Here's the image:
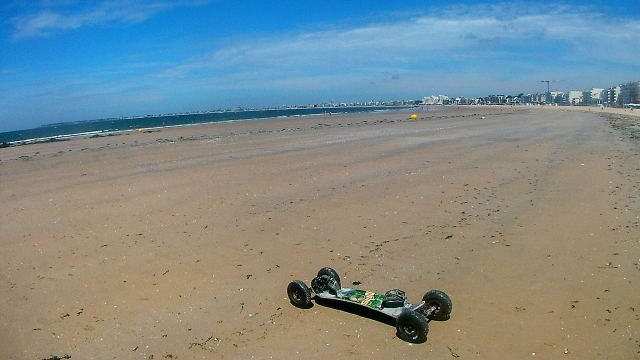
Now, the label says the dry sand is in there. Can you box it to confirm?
[1,106,639,359]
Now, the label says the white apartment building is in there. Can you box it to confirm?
[422,95,449,105]
[583,88,604,105]
[619,81,640,105]
[603,86,620,106]
[550,91,565,104]
[567,91,583,105]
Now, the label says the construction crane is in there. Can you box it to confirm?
[541,80,559,104]
[541,80,558,93]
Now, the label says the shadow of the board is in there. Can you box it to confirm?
[313,296,397,327]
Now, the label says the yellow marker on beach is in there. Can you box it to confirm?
[410,114,417,120]
[138,129,143,132]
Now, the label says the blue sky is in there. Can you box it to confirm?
[1,0,639,132]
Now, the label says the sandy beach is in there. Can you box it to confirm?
[1,106,639,359]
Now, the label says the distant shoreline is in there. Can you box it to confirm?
[2,104,638,154]
[0,105,424,146]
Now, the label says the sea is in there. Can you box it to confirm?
[0,106,420,146]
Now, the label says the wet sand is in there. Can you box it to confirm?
[1,107,639,359]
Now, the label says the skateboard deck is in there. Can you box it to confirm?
[315,287,408,318]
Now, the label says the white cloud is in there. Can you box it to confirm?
[11,0,210,39]
[166,4,638,92]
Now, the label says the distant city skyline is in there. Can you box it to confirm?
[1,0,639,132]
[423,79,640,106]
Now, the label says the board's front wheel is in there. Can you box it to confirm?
[317,267,341,288]
[421,290,452,321]
[396,310,429,343]
[287,280,312,309]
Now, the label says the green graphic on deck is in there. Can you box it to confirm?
[338,289,384,309]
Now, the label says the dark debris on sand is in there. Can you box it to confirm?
[601,113,640,141]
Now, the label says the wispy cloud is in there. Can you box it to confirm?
[167,4,639,92]
[10,0,210,39]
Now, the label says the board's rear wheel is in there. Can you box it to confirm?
[421,290,452,321]
[396,310,429,343]
[287,280,312,309]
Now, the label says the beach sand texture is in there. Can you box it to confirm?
[1,107,639,359]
